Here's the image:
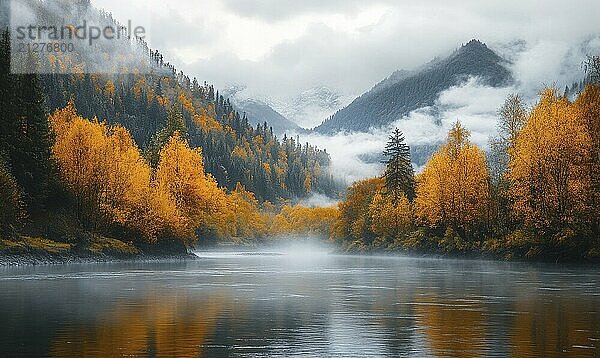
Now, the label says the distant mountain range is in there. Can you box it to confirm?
[224,86,348,135]
[315,39,513,134]
[219,38,514,166]
[233,98,302,136]
[272,86,347,129]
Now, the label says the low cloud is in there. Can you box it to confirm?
[296,77,512,183]
[295,193,341,208]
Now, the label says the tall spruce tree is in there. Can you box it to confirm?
[383,128,415,202]
[0,29,13,161]
[0,158,23,239]
[0,29,52,213]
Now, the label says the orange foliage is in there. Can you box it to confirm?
[507,89,594,229]
[332,177,384,243]
[415,122,490,233]
[178,92,195,115]
[193,108,222,133]
[270,205,339,238]
[155,132,228,242]
[49,101,229,244]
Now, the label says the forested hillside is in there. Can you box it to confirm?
[0,0,341,253]
[316,40,512,133]
[8,0,339,202]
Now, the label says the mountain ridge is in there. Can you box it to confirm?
[315,39,513,134]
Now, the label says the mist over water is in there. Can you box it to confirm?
[194,239,335,261]
[0,244,598,357]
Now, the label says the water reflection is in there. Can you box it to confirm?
[0,253,597,357]
[50,294,226,357]
[415,293,487,357]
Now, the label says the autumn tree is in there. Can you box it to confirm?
[155,132,227,242]
[332,177,384,248]
[50,102,185,243]
[368,188,412,247]
[219,183,268,240]
[573,84,600,244]
[383,128,415,201]
[415,122,490,240]
[508,88,595,253]
[270,204,339,239]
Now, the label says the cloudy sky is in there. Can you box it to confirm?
[93,0,599,183]
[94,0,598,98]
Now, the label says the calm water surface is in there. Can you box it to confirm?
[0,246,598,357]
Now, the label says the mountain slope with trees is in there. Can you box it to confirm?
[0,0,342,256]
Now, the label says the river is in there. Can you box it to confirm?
[0,243,598,357]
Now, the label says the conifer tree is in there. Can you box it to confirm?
[383,128,415,202]
[0,29,52,212]
[0,158,24,239]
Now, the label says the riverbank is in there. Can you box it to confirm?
[0,236,197,266]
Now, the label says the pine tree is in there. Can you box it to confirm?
[12,54,53,211]
[0,29,52,213]
[382,128,415,202]
[146,106,187,165]
[0,158,24,239]
[585,56,600,84]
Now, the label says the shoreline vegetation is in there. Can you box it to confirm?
[2,235,597,267]
[0,236,195,266]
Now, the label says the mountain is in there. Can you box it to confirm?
[233,99,301,136]
[272,86,348,129]
[315,40,513,134]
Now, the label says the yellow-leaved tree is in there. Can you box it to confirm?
[269,204,339,239]
[155,132,227,243]
[219,183,268,240]
[368,188,412,246]
[415,122,490,238]
[507,88,595,236]
[332,177,384,248]
[49,101,223,245]
[50,101,156,234]
[573,84,600,243]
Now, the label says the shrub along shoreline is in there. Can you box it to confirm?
[0,235,196,266]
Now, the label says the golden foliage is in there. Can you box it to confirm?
[415,122,490,233]
[155,132,228,241]
[218,183,269,240]
[332,177,384,243]
[104,81,115,98]
[49,102,229,244]
[193,108,222,133]
[133,78,146,99]
[270,205,339,238]
[369,189,412,240]
[178,92,195,115]
[156,95,169,108]
[507,88,594,229]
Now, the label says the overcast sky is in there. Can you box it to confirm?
[93,0,600,99]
